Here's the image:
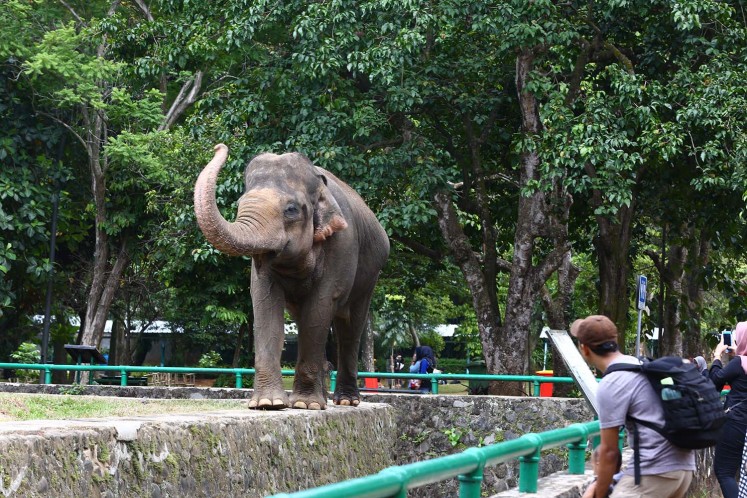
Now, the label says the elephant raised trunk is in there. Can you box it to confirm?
[194,144,285,256]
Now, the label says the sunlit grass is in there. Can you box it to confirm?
[0,393,249,422]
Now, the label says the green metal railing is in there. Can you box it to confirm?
[268,420,601,497]
[0,363,575,394]
[348,371,575,396]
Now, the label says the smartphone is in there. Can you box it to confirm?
[723,331,732,347]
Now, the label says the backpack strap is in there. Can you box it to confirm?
[603,361,648,485]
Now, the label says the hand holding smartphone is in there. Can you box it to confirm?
[723,331,733,352]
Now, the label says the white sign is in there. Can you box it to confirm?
[545,329,600,416]
[637,275,647,310]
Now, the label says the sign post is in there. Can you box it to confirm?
[635,275,647,357]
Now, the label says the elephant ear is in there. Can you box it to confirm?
[314,175,348,242]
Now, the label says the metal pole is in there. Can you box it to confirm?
[40,136,66,380]
[635,308,643,357]
[39,185,59,373]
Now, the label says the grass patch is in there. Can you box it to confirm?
[0,393,249,422]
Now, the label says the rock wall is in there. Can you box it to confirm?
[362,392,594,497]
[0,384,596,497]
[0,402,395,498]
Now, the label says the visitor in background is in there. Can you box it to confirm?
[409,346,436,392]
[391,354,405,388]
[709,321,747,498]
[694,355,708,378]
[571,315,694,498]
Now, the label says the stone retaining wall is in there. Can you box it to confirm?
[0,384,596,497]
[362,392,595,497]
[0,394,395,497]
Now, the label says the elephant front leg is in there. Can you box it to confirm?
[249,266,289,409]
[291,306,333,410]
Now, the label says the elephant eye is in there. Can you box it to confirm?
[284,203,301,218]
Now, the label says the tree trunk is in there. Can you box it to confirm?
[232,322,248,368]
[681,234,709,358]
[492,48,573,395]
[660,243,687,356]
[362,317,375,373]
[594,206,634,350]
[541,251,580,396]
[408,322,420,348]
[434,48,572,396]
[52,337,70,384]
[80,239,129,349]
[655,226,710,359]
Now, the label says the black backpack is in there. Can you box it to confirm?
[604,356,725,483]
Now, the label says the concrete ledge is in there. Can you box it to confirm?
[490,449,634,498]
[489,468,594,498]
[0,400,395,498]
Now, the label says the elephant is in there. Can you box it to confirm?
[194,144,390,410]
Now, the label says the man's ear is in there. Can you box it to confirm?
[579,343,591,360]
[313,175,348,242]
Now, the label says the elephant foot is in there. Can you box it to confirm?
[333,394,361,407]
[248,389,289,410]
[289,391,327,410]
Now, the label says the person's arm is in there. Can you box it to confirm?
[593,428,621,498]
[581,481,597,498]
[419,358,429,374]
[710,342,741,390]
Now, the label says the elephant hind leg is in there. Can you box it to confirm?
[332,299,370,407]
[290,365,328,410]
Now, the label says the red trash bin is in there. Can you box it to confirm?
[536,370,554,397]
[364,377,379,389]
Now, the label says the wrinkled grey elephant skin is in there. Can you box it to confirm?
[194,144,390,410]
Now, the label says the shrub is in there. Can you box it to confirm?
[10,342,41,383]
[214,374,253,388]
[197,351,222,369]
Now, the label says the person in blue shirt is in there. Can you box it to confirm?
[409,346,436,392]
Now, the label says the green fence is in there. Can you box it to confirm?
[0,361,598,495]
[0,363,575,395]
[268,420,601,497]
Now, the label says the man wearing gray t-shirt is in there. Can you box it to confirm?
[571,315,695,498]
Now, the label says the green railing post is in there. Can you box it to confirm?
[431,375,438,394]
[330,371,337,392]
[533,380,540,397]
[44,367,52,385]
[235,371,243,389]
[518,434,543,493]
[567,423,589,474]
[618,428,626,452]
[120,369,128,386]
[567,440,586,474]
[457,448,485,498]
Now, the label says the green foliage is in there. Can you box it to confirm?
[2,0,747,371]
[10,342,40,383]
[451,313,482,360]
[442,428,463,447]
[197,351,223,369]
[213,374,253,389]
[417,330,445,358]
[434,358,469,374]
[58,385,86,396]
[10,341,40,364]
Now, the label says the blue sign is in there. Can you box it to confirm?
[637,275,647,310]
